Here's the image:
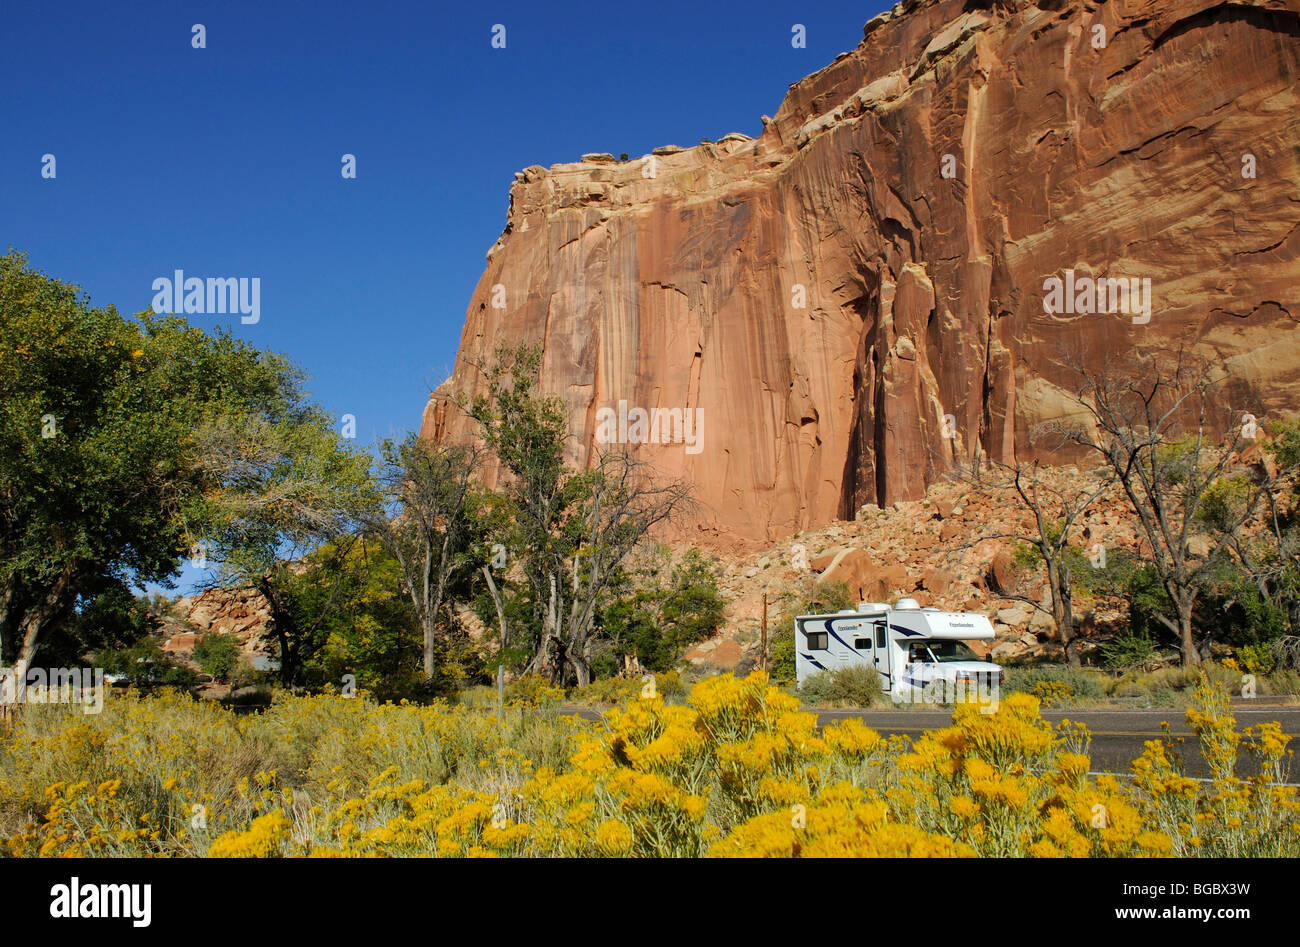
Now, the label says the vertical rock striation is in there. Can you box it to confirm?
[424,0,1300,548]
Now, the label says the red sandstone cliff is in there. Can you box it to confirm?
[423,0,1300,548]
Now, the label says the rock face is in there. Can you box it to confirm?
[170,587,275,660]
[424,0,1300,548]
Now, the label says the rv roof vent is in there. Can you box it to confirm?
[858,602,890,612]
[894,597,921,610]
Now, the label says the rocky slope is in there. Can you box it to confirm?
[423,0,1300,548]
[688,468,1142,672]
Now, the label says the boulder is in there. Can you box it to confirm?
[921,569,955,595]
[820,548,875,599]
[988,547,1014,595]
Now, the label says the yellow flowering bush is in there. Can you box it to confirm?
[1130,677,1299,857]
[1,671,1295,857]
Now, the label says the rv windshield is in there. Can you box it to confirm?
[924,640,980,663]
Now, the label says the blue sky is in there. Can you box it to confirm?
[2,0,886,589]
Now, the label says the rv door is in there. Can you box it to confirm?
[873,620,891,691]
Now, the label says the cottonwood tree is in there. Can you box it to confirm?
[0,252,331,699]
[376,434,491,683]
[461,345,692,685]
[1197,416,1300,639]
[291,537,427,700]
[190,411,377,685]
[552,451,693,684]
[1059,351,1272,665]
[599,546,727,673]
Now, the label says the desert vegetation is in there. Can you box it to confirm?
[1,672,1294,858]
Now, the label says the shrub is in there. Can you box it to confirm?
[1101,629,1159,670]
[656,669,685,699]
[92,638,196,689]
[1030,680,1074,707]
[569,668,686,706]
[1144,686,1180,707]
[599,548,727,674]
[193,634,243,683]
[1011,541,1041,569]
[1144,665,1200,692]
[1109,671,1189,706]
[2,672,1296,858]
[833,666,882,707]
[568,677,641,706]
[1201,661,1242,695]
[799,666,882,708]
[1004,665,1105,702]
[504,674,565,709]
[767,631,795,683]
[1237,642,1277,675]
[798,671,835,706]
[767,577,854,684]
[1112,679,1147,699]
[1274,636,1300,671]
[1263,669,1300,696]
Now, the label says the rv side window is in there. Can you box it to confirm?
[854,638,872,650]
[875,625,886,649]
[805,631,828,650]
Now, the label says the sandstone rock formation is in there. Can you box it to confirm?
[424,0,1300,548]
[169,587,275,661]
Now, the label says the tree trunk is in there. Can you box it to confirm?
[258,576,300,685]
[481,566,508,650]
[11,631,40,707]
[1059,564,1080,668]
[532,574,564,682]
[567,650,592,688]
[0,575,16,665]
[1046,559,1080,667]
[4,567,72,708]
[534,635,565,684]
[422,614,437,681]
[1177,595,1200,666]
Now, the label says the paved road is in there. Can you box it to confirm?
[559,702,1300,780]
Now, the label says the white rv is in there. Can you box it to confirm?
[794,598,1002,701]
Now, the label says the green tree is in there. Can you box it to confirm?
[294,538,435,701]
[92,637,197,688]
[956,461,1112,666]
[0,251,327,690]
[188,407,378,686]
[461,345,691,685]
[376,435,491,683]
[1198,418,1300,639]
[40,579,162,668]
[767,577,854,683]
[599,547,726,674]
[193,633,242,683]
[1062,352,1274,665]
